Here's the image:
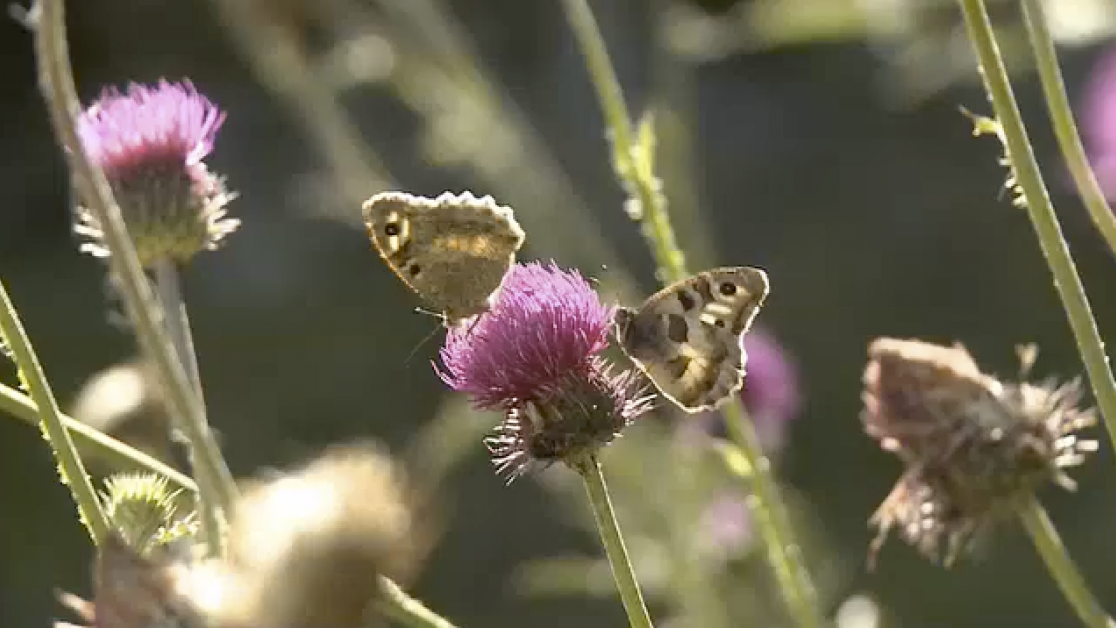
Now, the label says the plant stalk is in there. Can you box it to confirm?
[151,260,227,556]
[31,0,237,557]
[577,454,655,628]
[559,1,821,625]
[1019,0,1116,259]
[1017,499,1115,628]
[0,382,197,492]
[956,0,1116,457]
[0,279,110,542]
[378,576,460,628]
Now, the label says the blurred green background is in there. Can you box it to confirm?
[4,0,1116,626]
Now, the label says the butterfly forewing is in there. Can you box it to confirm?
[362,191,525,325]
[615,266,769,413]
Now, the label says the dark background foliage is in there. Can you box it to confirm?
[2,0,1116,626]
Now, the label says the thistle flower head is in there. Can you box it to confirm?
[437,261,654,481]
[221,441,416,628]
[1083,44,1116,200]
[694,492,753,562]
[862,338,1098,565]
[74,80,239,267]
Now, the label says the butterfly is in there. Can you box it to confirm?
[55,533,206,628]
[362,191,526,327]
[613,266,770,413]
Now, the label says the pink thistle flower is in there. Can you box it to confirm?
[437,261,654,481]
[74,80,239,267]
[1081,44,1116,201]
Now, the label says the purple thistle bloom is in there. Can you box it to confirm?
[437,261,654,481]
[1082,44,1116,200]
[74,80,239,267]
[694,492,753,561]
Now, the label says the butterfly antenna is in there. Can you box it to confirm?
[402,325,443,367]
[402,309,446,367]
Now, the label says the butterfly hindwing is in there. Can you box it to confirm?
[615,266,769,412]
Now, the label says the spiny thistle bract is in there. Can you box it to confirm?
[862,337,1098,566]
[437,261,654,481]
[99,472,196,555]
[74,80,239,267]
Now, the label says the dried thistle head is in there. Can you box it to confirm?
[219,440,417,628]
[55,533,208,628]
[863,338,1098,565]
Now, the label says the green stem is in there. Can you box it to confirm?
[32,0,238,556]
[0,382,198,493]
[577,455,654,628]
[1016,499,1115,628]
[151,260,229,557]
[378,576,459,628]
[0,279,110,542]
[560,1,821,626]
[559,0,686,278]
[1019,0,1116,259]
[956,0,1116,455]
[721,403,819,628]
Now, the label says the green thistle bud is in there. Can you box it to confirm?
[100,473,195,555]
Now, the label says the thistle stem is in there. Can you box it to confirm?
[1016,499,1115,628]
[31,0,236,557]
[955,0,1116,456]
[1019,0,1116,259]
[151,260,228,557]
[378,576,459,628]
[559,1,821,625]
[559,0,686,278]
[0,279,110,542]
[0,382,198,493]
[577,454,654,628]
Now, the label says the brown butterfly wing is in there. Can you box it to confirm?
[363,191,525,322]
[616,267,769,412]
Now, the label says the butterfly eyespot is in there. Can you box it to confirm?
[408,263,422,276]
[384,223,401,236]
[719,282,737,296]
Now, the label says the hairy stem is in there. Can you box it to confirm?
[151,260,226,556]
[0,382,197,492]
[0,280,110,542]
[956,0,1116,458]
[1019,0,1116,259]
[31,0,236,557]
[1017,499,1115,628]
[559,1,821,625]
[577,454,655,628]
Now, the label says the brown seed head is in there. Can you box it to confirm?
[863,338,1098,565]
[220,440,417,628]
